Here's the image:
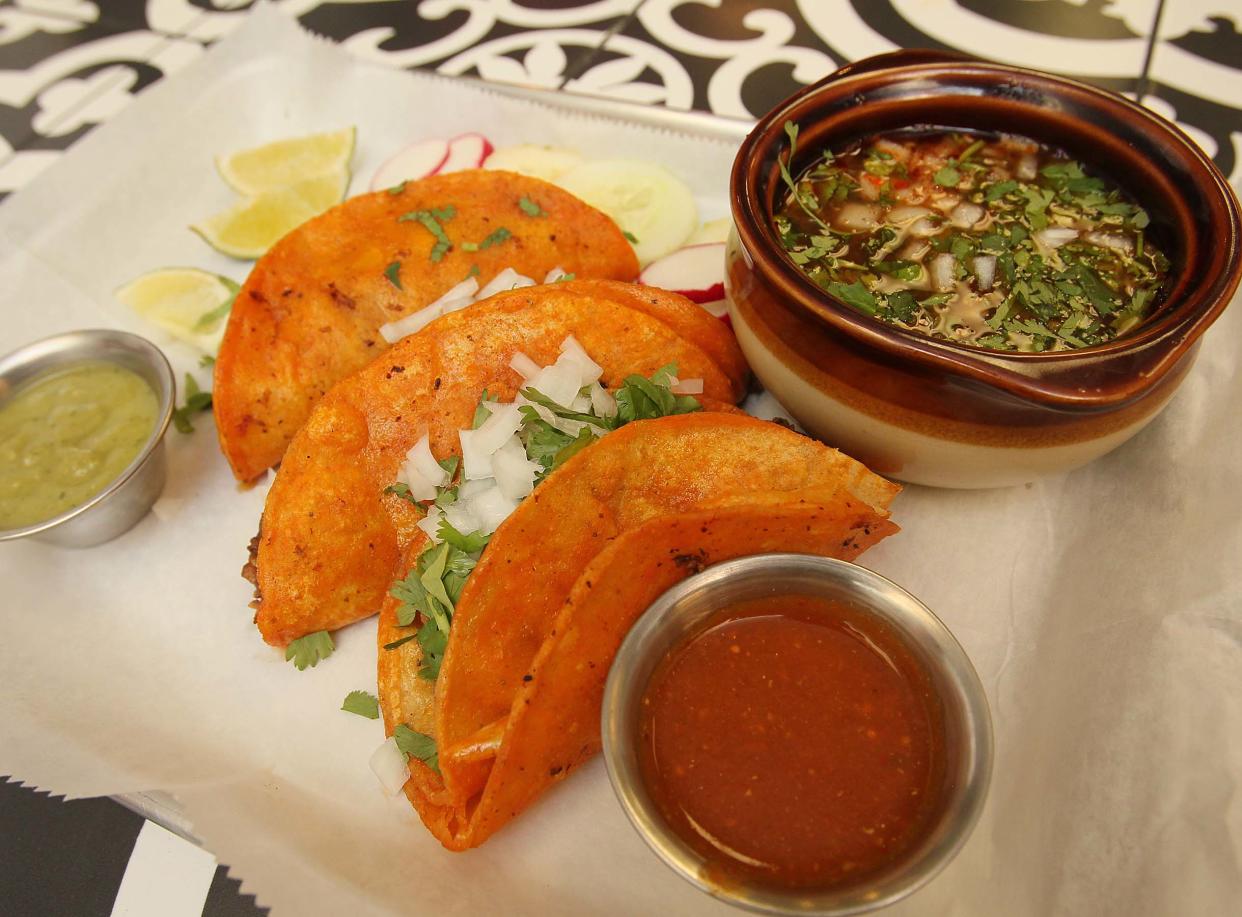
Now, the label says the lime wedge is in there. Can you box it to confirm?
[216,127,356,196]
[191,171,348,259]
[116,267,240,353]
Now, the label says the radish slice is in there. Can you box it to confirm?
[484,144,583,182]
[686,217,732,246]
[370,138,448,191]
[554,159,697,265]
[638,243,725,305]
[436,133,494,174]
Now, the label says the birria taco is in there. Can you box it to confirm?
[214,170,640,482]
[374,410,899,850]
[247,280,748,648]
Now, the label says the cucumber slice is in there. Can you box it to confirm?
[554,159,697,265]
[484,144,583,182]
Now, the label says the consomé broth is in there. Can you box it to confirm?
[774,127,1172,352]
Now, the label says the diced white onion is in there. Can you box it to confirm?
[589,382,617,418]
[1034,227,1079,249]
[438,295,475,315]
[670,377,704,395]
[972,255,997,292]
[475,402,524,452]
[406,434,449,487]
[378,276,482,343]
[457,478,494,500]
[886,205,932,225]
[909,217,942,238]
[899,239,932,262]
[930,253,957,292]
[1083,231,1134,255]
[835,202,882,231]
[379,304,443,343]
[458,430,493,481]
[478,267,535,300]
[443,498,482,535]
[509,351,541,380]
[570,393,592,413]
[559,335,604,386]
[400,434,448,501]
[544,266,570,283]
[949,201,985,229]
[931,194,961,213]
[873,138,911,162]
[438,276,480,304]
[417,505,444,544]
[528,359,583,408]
[855,178,881,202]
[491,437,540,501]
[1016,153,1038,181]
[466,483,520,534]
[370,738,411,796]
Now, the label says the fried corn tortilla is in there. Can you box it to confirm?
[377,413,899,849]
[252,281,747,647]
[214,170,640,482]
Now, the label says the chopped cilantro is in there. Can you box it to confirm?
[479,227,511,249]
[172,373,212,434]
[554,272,576,282]
[824,280,878,315]
[387,181,407,195]
[415,624,448,680]
[398,206,456,262]
[383,632,419,651]
[394,724,439,773]
[384,260,403,290]
[472,389,498,428]
[285,631,335,670]
[518,196,546,217]
[933,165,961,187]
[614,365,701,424]
[198,354,216,368]
[384,482,420,506]
[341,690,379,719]
[622,230,639,244]
[437,519,490,554]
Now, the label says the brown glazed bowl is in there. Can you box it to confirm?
[727,50,1242,488]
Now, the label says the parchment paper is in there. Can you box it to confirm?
[1,6,1238,915]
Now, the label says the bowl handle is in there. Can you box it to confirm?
[823,49,975,84]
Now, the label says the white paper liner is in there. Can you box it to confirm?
[0,4,1238,916]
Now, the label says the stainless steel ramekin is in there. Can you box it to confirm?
[601,554,992,915]
[0,329,174,547]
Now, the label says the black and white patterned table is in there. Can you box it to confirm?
[2,1,1239,914]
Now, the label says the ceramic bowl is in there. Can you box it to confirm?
[727,51,1242,488]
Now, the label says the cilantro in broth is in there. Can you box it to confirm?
[773,125,1172,352]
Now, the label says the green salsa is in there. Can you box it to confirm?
[774,126,1173,352]
[0,362,158,529]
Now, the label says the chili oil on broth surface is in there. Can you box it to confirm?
[637,594,945,891]
[0,362,158,529]
[774,129,1172,352]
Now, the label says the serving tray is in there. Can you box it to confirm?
[2,8,1238,917]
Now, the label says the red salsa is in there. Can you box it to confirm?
[637,594,945,890]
